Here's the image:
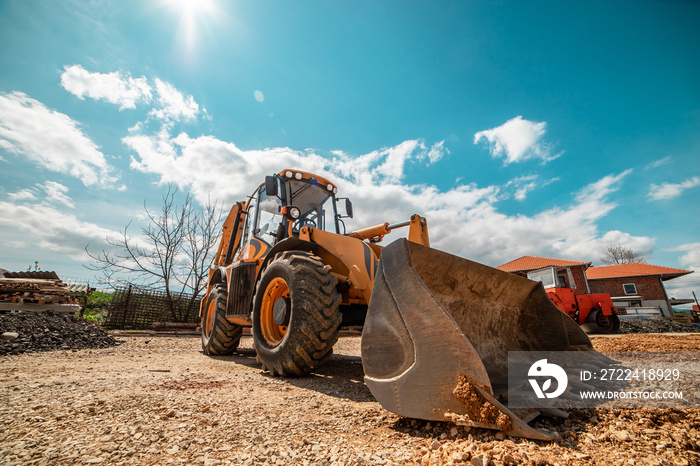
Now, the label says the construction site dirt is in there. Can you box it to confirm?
[1,334,698,466]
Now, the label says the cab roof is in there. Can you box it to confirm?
[276,169,337,193]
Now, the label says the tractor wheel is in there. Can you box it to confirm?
[201,284,242,355]
[252,251,342,376]
[594,310,620,334]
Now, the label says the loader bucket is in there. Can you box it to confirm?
[361,239,593,440]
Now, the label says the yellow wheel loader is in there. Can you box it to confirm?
[200,169,594,440]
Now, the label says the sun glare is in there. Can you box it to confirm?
[162,0,223,62]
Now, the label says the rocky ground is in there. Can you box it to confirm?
[0,332,698,466]
[619,318,700,335]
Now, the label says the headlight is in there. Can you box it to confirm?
[286,206,301,220]
[285,170,293,178]
[327,183,333,191]
[294,172,302,180]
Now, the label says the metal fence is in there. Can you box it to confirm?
[104,285,201,330]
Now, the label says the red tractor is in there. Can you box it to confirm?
[527,266,620,333]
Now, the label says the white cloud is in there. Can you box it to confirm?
[0,201,120,262]
[675,242,700,271]
[60,65,200,125]
[425,140,448,164]
[60,65,152,110]
[575,169,632,205]
[125,132,449,203]
[504,174,559,201]
[149,78,199,123]
[124,126,649,266]
[332,139,449,184]
[664,242,700,303]
[648,176,700,201]
[8,188,37,202]
[595,230,657,264]
[125,129,332,204]
[0,92,116,187]
[40,181,75,208]
[3,240,27,249]
[645,156,672,170]
[8,182,75,208]
[474,116,560,165]
[505,175,537,201]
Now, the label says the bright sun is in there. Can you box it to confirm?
[162,0,222,59]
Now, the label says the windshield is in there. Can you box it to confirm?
[527,267,557,289]
[285,179,337,234]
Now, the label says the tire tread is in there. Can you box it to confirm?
[252,251,342,376]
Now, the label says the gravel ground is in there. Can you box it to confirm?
[1,334,698,466]
[618,318,700,335]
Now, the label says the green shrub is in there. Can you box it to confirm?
[82,291,113,325]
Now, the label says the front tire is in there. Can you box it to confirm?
[201,284,242,355]
[252,251,342,376]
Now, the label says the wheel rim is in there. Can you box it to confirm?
[204,297,216,339]
[260,277,290,346]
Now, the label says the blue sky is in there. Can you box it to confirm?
[0,0,698,300]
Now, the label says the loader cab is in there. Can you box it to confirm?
[240,170,346,258]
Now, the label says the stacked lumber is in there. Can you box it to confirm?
[0,277,79,306]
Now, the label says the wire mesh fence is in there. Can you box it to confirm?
[104,285,201,330]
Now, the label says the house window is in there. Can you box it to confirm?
[623,283,637,295]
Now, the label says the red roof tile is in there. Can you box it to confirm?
[586,263,693,281]
[496,256,590,273]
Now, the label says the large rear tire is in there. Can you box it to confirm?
[201,284,243,355]
[594,310,620,334]
[252,251,342,376]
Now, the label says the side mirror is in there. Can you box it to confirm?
[345,199,353,218]
[265,176,278,197]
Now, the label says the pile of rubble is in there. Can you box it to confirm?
[0,310,118,356]
[618,317,700,334]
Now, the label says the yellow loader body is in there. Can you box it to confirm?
[199,169,593,440]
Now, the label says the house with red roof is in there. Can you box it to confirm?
[496,256,592,296]
[586,263,692,318]
[497,256,693,318]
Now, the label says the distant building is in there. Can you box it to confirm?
[497,256,693,318]
[586,263,692,318]
[496,256,592,296]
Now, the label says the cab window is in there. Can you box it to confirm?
[255,187,283,243]
[286,179,337,234]
[527,267,557,289]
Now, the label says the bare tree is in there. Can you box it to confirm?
[85,185,223,321]
[178,194,223,316]
[600,243,647,265]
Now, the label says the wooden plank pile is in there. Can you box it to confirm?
[0,277,79,306]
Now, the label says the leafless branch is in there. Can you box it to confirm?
[85,184,223,317]
[600,243,647,265]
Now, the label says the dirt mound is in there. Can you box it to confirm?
[0,310,117,356]
[618,317,699,334]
